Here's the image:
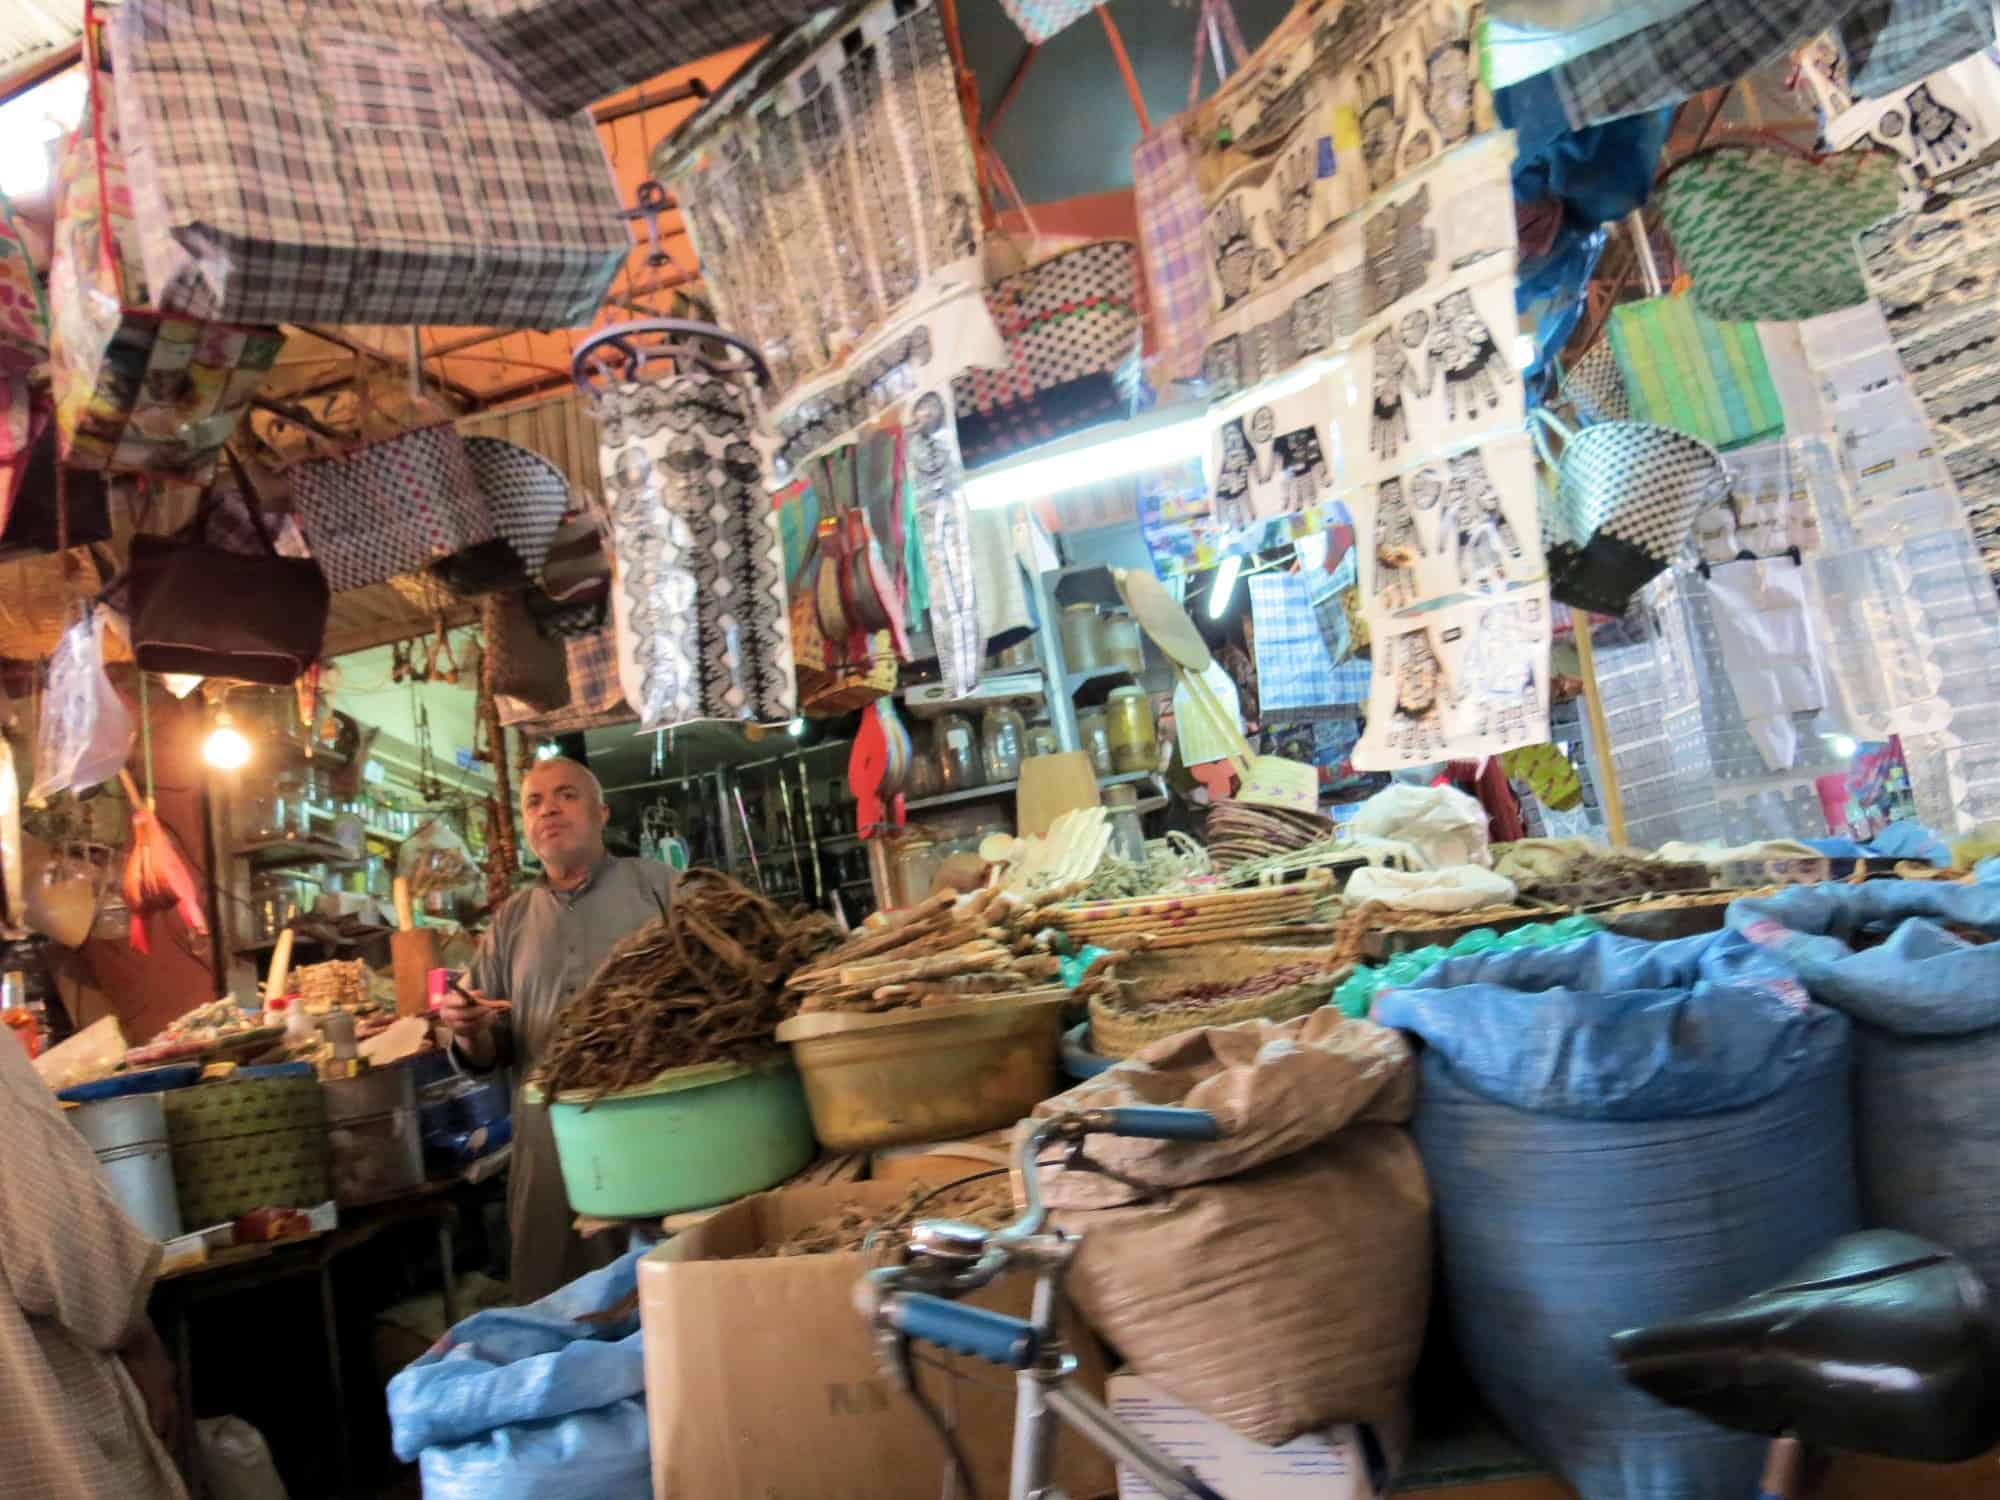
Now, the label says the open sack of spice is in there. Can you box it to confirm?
[1022,1009,1430,1446]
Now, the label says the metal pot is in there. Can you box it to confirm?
[70,1094,182,1241]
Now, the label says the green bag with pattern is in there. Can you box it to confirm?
[1658,144,1902,325]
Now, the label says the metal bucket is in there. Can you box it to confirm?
[71,1094,183,1241]
[323,1067,424,1206]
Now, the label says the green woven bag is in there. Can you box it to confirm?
[1658,144,1903,325]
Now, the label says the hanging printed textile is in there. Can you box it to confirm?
[658,0,985,399]
[1796,37,2000,190]
[1854,154,2000,594]
[593,371,796,729]
[762,282,1002,700]
[1190,0,1502,359]
[1357,586,1552,768]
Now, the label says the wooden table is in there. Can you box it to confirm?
[152,1184,464,1500]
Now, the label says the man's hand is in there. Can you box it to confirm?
[118,1318,176,1451]
[439,985,510,1068]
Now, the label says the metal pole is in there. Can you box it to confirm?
[1626,210,1664,299]
[1572,613,1628,846]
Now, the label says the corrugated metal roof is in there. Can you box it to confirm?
[0,0,81,74]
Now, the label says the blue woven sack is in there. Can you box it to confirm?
[1378,931,1857,1500]
[1729,879,2000,1293]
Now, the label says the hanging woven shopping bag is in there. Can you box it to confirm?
[1605,295,1786,453]
[430,437,577,596]
[425,0,824,120]
[108,0,626,328]
[523,502,612,638]
[1531,406,1728,615]
[48,11,284,482]
[482,590,570,721]
[289,396,496,595]
[125,452,330,686]
[0,190,50,376]
[1657,141,1903,326]
[950,160,1143,469]
[1132,0,1251,389]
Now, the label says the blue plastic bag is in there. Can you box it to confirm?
[387,1246,649,1499]
[1730,880,2000,1292]
[1377,931,1856,1500]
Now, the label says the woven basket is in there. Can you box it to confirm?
[1088,973,1340,1060]
[1116,940,1351,1007]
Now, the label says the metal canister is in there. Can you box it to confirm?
[71,1094,183,1241]
[1106,686,1158,775]
[323,1067,425,1207]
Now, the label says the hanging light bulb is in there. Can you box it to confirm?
[204,708,251,771]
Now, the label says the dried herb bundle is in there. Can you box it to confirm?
[537,870,840,1105]
[787,886,1122,1014]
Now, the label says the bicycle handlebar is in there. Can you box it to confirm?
[886,1293,1042,1368]
[1097,1106,1224,1141]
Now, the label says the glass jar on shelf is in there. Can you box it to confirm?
[1025,721,1059,760]
[1059,604,1103,673]
[1099,612,1145,676]
[1103,783,1147,867]
[905,727,943,801]
[1075,707,1114,775]
[934,712,984,792]
[980,704,1026,783]
[1106,686,1158,775]
[890,834,941,909]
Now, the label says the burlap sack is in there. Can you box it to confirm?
[1024,1010,1430,1445]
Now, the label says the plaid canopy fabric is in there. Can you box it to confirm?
[1551,0,1857,127]
[430,0,824,119]
[108,0,627,328]
[1839,0,1997,97]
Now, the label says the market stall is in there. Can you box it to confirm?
[6,0,2000,1498]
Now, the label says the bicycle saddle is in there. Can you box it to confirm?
[1611,1231,2000,1464]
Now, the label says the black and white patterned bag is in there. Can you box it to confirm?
[429,436,577,595]
[290,424,494,595]
[1532,408,1728,615]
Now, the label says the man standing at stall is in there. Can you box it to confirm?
[0,1024,182,1499]
[442,755,674,1302]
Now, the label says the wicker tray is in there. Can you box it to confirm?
[1116,939,1353,1006]
[1088,972,1340,1060]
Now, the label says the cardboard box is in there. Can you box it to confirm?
[640,1179,1116,1500]
[868,1128,1013,1185]
[1108,1374,1394,1500]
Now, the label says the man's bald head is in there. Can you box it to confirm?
[521,756,609,874]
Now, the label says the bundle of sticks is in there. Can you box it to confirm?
[538,870,841,1104]
[1037,868,1336,950]
[788,886,1123,1014]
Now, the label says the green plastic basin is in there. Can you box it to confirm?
[526,1055,814,1218]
